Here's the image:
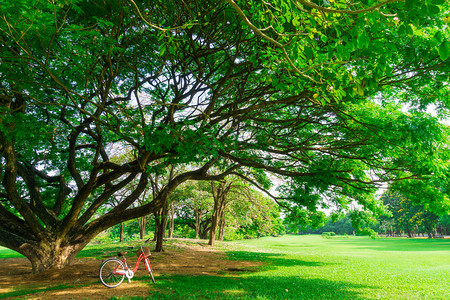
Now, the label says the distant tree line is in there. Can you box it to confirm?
[379,190,448,238]
[287,190,450,238]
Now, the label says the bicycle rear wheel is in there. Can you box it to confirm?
[99,258,126,288]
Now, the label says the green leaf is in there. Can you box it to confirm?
[398,24,406,36]
[357,30,370,49]
[438,41,449,61]
[304,47,313,59]
[427,5,440,15]
[434,31,443,43]
[406,24,414,37]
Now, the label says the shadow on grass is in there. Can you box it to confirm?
[0,283,90,299]
[133,273,374,300]
[226,250,327,269]
[116,251,373,300]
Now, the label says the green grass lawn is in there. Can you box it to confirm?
[2,235,449,299]
[0,246,24,258]
[139,235,449,300]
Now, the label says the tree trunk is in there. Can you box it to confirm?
[154,199,170,252]
[195,209,202,239]
[208,181,231,246]
[155,212,168,252]
[138,216,146,240]
[153,209,161,242]
[168,203,174,239]
[406,224,412,238]
[119,222,124,242]
[209,204,225,246]
[209,214,218,246]
[200,229,208,239]
[16,235,90,273]
[153,219,159,242]
[218,218,225,241]
[0,159,209,273]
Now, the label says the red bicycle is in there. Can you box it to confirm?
[99,245,155,288]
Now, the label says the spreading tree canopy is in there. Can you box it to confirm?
[0,0,449,272]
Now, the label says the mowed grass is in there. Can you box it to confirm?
[1,235,449,299]
[0,247,24,258]
[139,235,449,300]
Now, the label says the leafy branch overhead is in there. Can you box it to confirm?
[0,0,448,273]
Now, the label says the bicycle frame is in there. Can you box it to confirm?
[99,246,155,287]
[115,247,153,281]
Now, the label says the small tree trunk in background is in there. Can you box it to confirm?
[168,203,175,238]
[194,209,202,239]
[209,215,218,246]
[152,223,159,242]
[209,203,225,246]
[119,222,124,242]
[153,209,161,242]
[139,216,146,239]
[218,218,225,241]
[200,230,208,239]
[209,181,230,246]
[406,224,412,238]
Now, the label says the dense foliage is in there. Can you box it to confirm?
[0,0,449,272]
[380,190,445,237]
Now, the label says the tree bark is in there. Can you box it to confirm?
[200,226,209,239]
[16,233,91,273]
[168,203,175,239]
[208,181,231,246]
[218,218,225,241]
[139,216,146,239]
[119,222,124,242]
[405,222,412,238]
[154,197,170,252]
[194,208,202,239]
[208,197,226,246]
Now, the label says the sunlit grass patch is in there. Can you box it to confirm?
[0,246,23,259]
[222,235,450,299]
[130,235,449,299]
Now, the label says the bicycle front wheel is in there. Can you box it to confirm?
[99,258,126,288]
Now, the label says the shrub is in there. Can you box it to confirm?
[322,232,336,238]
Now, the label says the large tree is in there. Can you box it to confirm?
[0,0,449,272]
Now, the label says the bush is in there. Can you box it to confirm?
[322,232,336,238]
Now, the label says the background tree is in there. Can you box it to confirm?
[224,189,285,240]
[149,165,175,252]
[437,215,450,236]
[0,0,449,272]
[171,181,213,239]
[381,190,442,237]
[209,178,246,246]
[294,213,357,235]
